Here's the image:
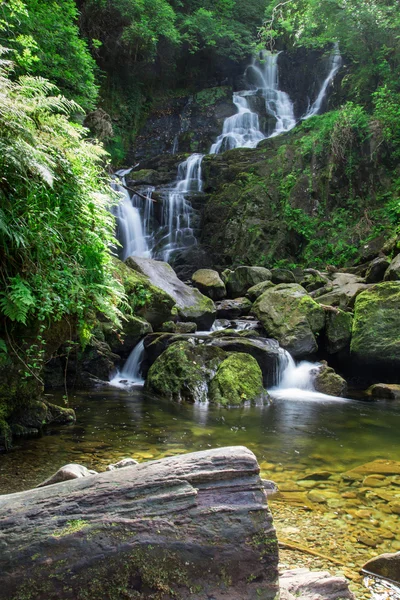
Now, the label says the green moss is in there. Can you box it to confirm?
[53,520,89,538]
[195,86,231,107]
[209,353,264,406]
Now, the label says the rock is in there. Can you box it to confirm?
[215,297,252,319]
[15,400,75,430]
[213,318,231,330]
[343,460,400,480]
[145,340,226,402]
[209,353,265,406]
[384,254,400,281]
[192,269,226,300]
[316,272,371,309]
[37,463,98,487]
[106,458,139,471]
[0,447,279,600]
[126,256,216,330]
[351,282,400,370]
[159,320,177,333]
[77,338,120,385]
[271,268,295,284]
[365,256,390,283]
[252,284,325,358]
[324,308,353,354]
[301,269,330,292]
[104,315,152,354]
[262,480,278,495]
[175,321,198,334]
[225,266,272,298]
[246,280,275,301]
[313,361,348,397]
[279,568,355,600]
[366,383,400,400]
[363,552,400,583]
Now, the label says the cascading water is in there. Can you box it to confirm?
[110,340,146,387]
[161,153,203,262]
[276,348,319,390]
[303,43,342,120]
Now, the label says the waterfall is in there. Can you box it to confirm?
[303,44,342,120]
[112,170,152,261]
[110,340,146,387]
[276,348,319,390]
[161,153,203,262]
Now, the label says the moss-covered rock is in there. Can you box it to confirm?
[103,315,152,354]
[351,282,400,369]
[246,280,275,301]
[301,269,330,292]
[365,256,390,283]
[145,340,226,402]
[215,297,252,319]
[192,269,226,300]
[252,284,325,358]
[209,353,265,406]
[324,308,353,354]
[384,254,400,281]
[225,266,272,298]
[271,268,295,284]
[366,383,400,400]
[313,361,347,397]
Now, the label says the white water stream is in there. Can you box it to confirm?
[109,340,146,388]
[303,43,342,120]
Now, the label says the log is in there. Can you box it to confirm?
[0,446,278,600]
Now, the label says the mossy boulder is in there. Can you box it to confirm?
[271,268,295,284]
[145,340,226,402]
[225,266,272,298]
[313,361,347,397]
[301,269,330,292]
[384,254,400,281]
[351,282,400,369]
[252,284,325,358]
[192,269,226,300]
[209,353,265,406]
[324,308,353,354]
[366,383,400,400]
[365,256,390,283]
[103,316,152,354]
[246,280,275,301]
[215,297,252,319]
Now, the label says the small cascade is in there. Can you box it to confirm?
[110,340,146,387]
[161,153,203,261]
[303,43,342,120]
[112,170,152,261]
[276,348,319,390]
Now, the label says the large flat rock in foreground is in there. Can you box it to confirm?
[0,447,278,600]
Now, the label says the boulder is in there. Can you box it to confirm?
[366,383,400,400]
[246,280,275,301]
[76,338,120,385]
[316,273,371,309]
[104,315,152,354]
[351,282,400,370]
[384,254,400,281]
[313,361,348,397]
[271,268,295,284]
[126,257,216,330]
[175,321,198,333]
[365,256,390,283]
[215,297,252,319]
[209,353,265,406]
[324,308,353,354]
[12,400,75,434]
[362,552,400,584]
[279,568,355,600]
[301,268,330,292]
[145,340,226,402]
[106,458,139,471]
[37,464,97,488]
[225,266,272,298]
[0,447,279,600]
[252,284,325,358]
[192,269,226,300]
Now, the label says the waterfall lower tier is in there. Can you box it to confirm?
[110,340,146,387]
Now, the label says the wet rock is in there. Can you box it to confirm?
[0,447,279,600]
[209,353,265,406]
[262,480,278,495]
[252,284,325,358]
[301,269,330,292]
[365,256,390,283]
[271,268,296,284]
[37,463,97,488]
[225,266,272,298]
[302,471,333,481]
[192,268,226,300]
[14,400,75,431]
[77,338,120,385]
[363,551,400,584]
[246,280,275,301]
[313,361,348,397]
[316,272,371,309]
[106,458,139,471]
[366,383,400,400]
[215,297,252,319]
[279,568,355,600]
[384,254,400,281]
[126,256,216,329]
[175,322,198,334]
[343,460,400,480]
[363,475,387,488]
[324,308,353,354]
[104,315,152,354]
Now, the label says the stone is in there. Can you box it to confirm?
[246,280,275,301]
[324,308,353,354]
[126,256,216,330]
[362,552,400,583]
[104,315,152,354]
[316,272,371,309]
[252,284,325,358]
[192,268,226,300]
[271,268,295,284]
[145,340,226,402]
[159,320,177,333]
[209,353,265,406]
[175,321,198,334]
[215,297,252,319]
[76,338,120,385]
[351,282,400,370]
[15,400,75,430]
[106,458,139,471]
[343,460,400,480]
[279,568,355,600]
[0,447,279,600]
[384,254,400,281]
[366,383,400,400]
[225,266,272,298]
[37,463,98,487]
[313,361,348,397]
[365,256,391,283]
[301,269,330,292]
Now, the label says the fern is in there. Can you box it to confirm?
[0,276,35,324]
